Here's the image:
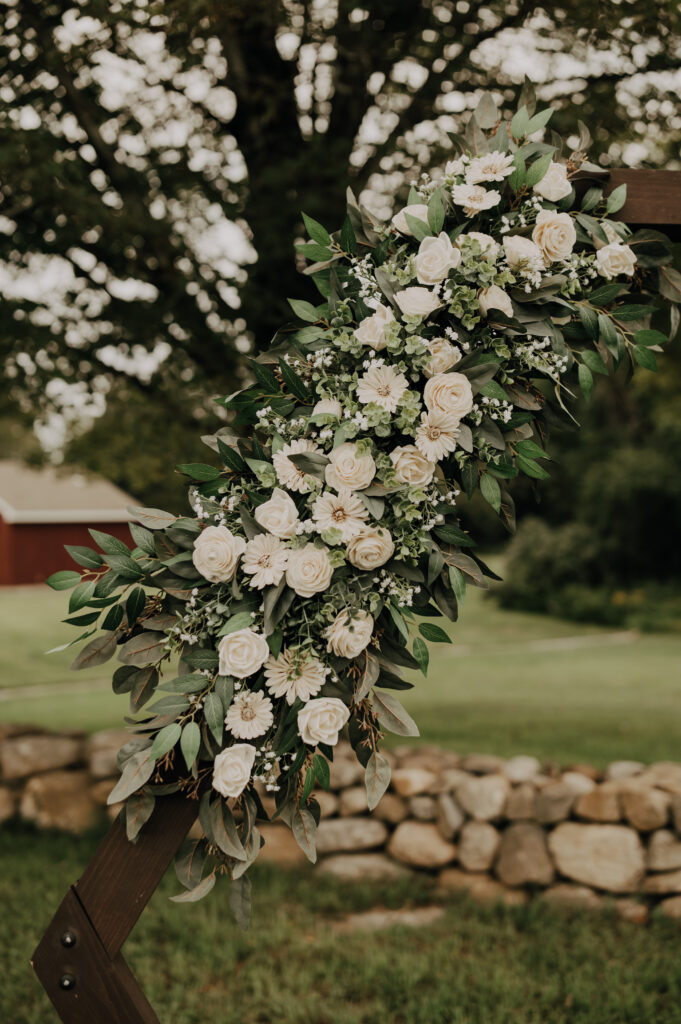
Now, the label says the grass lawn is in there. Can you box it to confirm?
[3,825,681,1024]
[2,582,681,765]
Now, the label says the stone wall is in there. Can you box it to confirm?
[3,724,681,921]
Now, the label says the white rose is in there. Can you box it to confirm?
[325,442,376,491]
[595,242,637,280]
[478,285,514,319]
[313,397,343,418]
[390,445,436,487]
[394,286,441,319]
[354,302,395,351]
[325,609,374,659]
[218,628,270,679]
[533,161,572,202]
[254,487,299,539]
[346,527,395,570]
[457,232,499,259]
[414,232,461,285]
[192,525,246,583]
[286,543,334,597]
[212,743,256,799]
[531,210,576,264]
[298,697,350,747]
[424,337,461,377]
[423,372,474,419]
[391,203,429,236]
[502,235,543,269]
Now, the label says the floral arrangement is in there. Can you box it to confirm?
[49,93,679,926]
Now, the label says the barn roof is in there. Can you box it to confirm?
[0,460,136,524]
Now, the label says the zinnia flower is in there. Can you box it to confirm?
[415,410,460,461]
[241,533,289,589]
[225,690,274,739]
[272,438,322,493]
[356,364,408,413]
[451,184,501,217]
[313,488,368,542]
[264,649,327,705]
[465,152,515,184]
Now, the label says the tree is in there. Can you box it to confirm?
[2,0,680,471]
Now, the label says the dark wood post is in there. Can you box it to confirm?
[31,169,681,1024]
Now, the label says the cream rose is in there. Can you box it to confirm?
[354,301,395,351]
[424,337,461,377]
[531,210,576,264]
[312,397,343,418]
[395,286,441,319]
[192,525,246,583]
[218,628,270,679]
[414,232,461,285]
[212,743,256,799]
[595,242,637,280]
[325,442,376,491]
[391,203,429,236]
[346,527,395,570]
[478,285,514,319]
[390,445,436,487]
[298,697,350,747]
[423,372,474,419]
[502,235,543,269]
[533,161,572,202]
[254,487,299,539]
[325,609,374,659]
[286,543,334,597]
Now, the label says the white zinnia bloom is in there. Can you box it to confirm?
[272,438,322,493]
[390,445,436,487]
[356,364,408,413]
[225,690,274,739]
[254,487,299,539]
[354,302,395,350]
[313,397,343,418]
[391,203,429,235]
[451,184,501,217]
[325,609,374,659]
[466,152,515,184]
[445,156,467,177]
[325,442,376,491]
[394,286,441,319]
[218,628,270,679]
[241,533,289,589]
[264,649,327,705]
[212,744,256,799]
[415,410,460,461]
[313,488,368,541]
[286,543,334,597]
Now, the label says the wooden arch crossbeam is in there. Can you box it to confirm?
[31,168,681,1024]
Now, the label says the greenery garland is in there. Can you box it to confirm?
[50,92,680,927]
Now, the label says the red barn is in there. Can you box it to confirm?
[0,460,136,586]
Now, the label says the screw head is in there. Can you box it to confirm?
[60,930,77,949]
[59,973,76,991]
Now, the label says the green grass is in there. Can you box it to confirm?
[2,582,681,765]
[3,825,681,1024]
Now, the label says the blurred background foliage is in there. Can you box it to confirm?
[1,0,680,622]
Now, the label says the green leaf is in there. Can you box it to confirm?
[126,587,146,626]
[217,611,256,636]
[70,633,117,671]
[448,566,466,604]
[427,190,445,234]
[296,241,334,262]
[388,603,410,643]
[118,631,166,666]
[480,473,501,513]
[107,750,155,804]
[581,350,608,375]
[125,790,155,842]
[412,636,429,677]
[158,674,208,694]
[63,611,100,627]
[210,799,247,860]
[68,579,97,613]
[170,872,216,904]
[313,753,330,791]
[365,751,391,810]
[340,214,356,254]
[418,622,452,644]
[180,721,201,770]
[229,875,252,931]
[633,345,658,371]
[588,283,626,305]
[183,648,220,669]
[288,298,319,323]
[517,454,551,479]
[515,440,549,460]
[474,91,498,130]
[203,692,224,744]
[633,329,667,347]
[404,213,431,241]
[598,313,619,350]
[578,305,599,340]
[510,104,530,138]
[526,107,554,133]
[291,805,317,863]
[302,211,331,245]
[89,529,130,555]
[580,186,602,212]
[46,570,82,591]
[177,463,221,481]
[508,150,526,190]
[612,304,658,322]
[64,545,102,570]
[150,723,182,759]
[129,507,178,530]
[129,523,156,555]
[525,152,554,189]
[278,359,310,402]
[372,691,419,737]
[578,362,594,401]
[605,184,627,214]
